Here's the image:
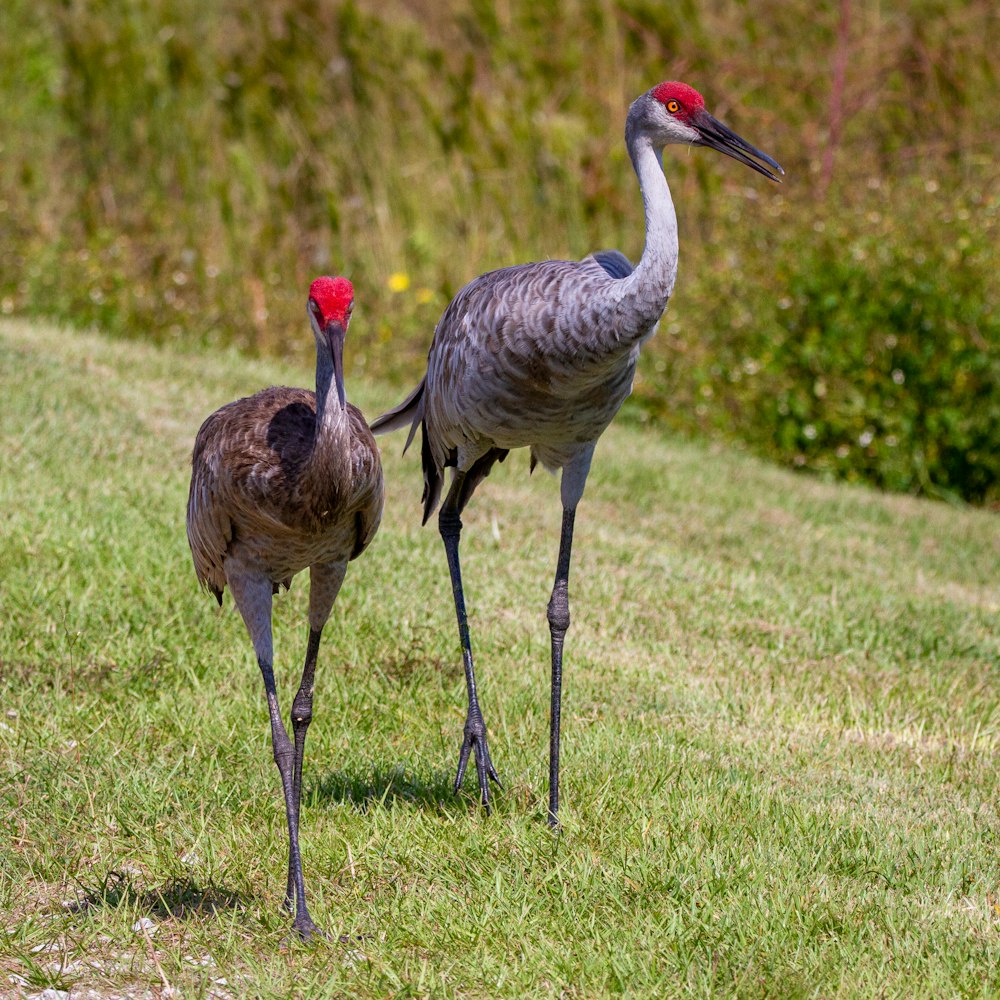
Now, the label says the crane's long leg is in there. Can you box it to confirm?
[227,567,322,940]
[546,447,595,828]
[284,561,347,915]
[546,506,576,827]
[438,472,502,811]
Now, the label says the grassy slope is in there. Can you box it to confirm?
[0,318,997,998]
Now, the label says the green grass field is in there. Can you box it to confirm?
[1,317,998,998]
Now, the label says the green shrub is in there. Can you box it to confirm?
[2,0,998,503]
[634,182,1000,505]
[769,233,997,503]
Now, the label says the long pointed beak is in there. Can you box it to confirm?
[693,109,784,182]
[326,320,347,409]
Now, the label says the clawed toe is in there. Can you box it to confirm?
[453,717,503,812]
[287,916,330,944]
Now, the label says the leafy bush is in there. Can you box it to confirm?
[634,182,1000,505]
[1,0,998,503]
[768,235,997,503]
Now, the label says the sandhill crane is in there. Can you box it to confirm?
[372,82,782,826]
[186,276,384,939]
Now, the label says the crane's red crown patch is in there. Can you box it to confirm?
[309,276,354,326]
[651,81,705,119]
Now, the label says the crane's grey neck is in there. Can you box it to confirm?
[304,338,353,501]
[620,122,679,326]
[313,342,348,438]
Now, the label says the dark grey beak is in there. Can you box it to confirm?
[326,320,347,409]
[693,109,784,182]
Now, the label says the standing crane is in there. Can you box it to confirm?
[371,82,782,826]
[186,276,384,939]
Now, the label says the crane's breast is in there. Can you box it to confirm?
[424,260,639,459]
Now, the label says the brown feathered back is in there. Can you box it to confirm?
[186,385,383,603]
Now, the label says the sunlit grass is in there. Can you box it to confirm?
[1,319,998,997]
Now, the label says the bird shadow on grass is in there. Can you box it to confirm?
[307,763,465,817]
[64,869,249,921]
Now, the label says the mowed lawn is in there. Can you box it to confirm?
[1,318,997,998]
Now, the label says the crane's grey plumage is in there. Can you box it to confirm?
[187,276,384,939]
[372,81,782,825]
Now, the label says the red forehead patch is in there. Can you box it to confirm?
[309,276,354,325]
[651,81,705,116]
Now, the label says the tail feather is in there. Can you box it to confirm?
[370,378,425,455]
[374,377,442,522]
[592,248,634,279]
[420,421,442,525]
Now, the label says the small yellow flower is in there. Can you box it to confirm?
[387,272,410,293]
[416,287,434,305]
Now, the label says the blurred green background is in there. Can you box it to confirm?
[2,0,997,503]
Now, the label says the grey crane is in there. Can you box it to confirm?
[186,276,384,939]
[371,81,782,827]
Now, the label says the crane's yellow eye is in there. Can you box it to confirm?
[666,100,680,113]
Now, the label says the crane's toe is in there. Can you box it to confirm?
[453,710,503,812]
[288,914,330,944]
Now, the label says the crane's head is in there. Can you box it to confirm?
[632,81,783,182]
[308,276,354,331]
[308,276,354,408]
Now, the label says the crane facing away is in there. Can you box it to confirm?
[371,81,782,827]
[187,277,384,939]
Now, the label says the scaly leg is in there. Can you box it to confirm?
[260,654,322,939]
[283,626,321,915]
[546,446,594,827]
[546,506,576,827]
[283,562,346,914]
[438,473,502,812]
[227,566,322,940]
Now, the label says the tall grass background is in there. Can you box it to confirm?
[1,0,998,501]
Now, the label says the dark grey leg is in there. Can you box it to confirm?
[438,473,503,812]
[284,626,322,915]
[257,654,322,940]
[546,505,576,827]
[545,447,593,829]
[227,567,324,940]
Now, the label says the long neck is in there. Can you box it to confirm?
[550,124,679,375]
[615,123,679,337]
[308,342,352,492]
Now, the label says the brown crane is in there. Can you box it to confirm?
[372,81,782,826]
[186,276,384,939]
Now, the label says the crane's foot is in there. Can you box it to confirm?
[286,913,329,944]
[546,806,562,832]
[453,708,503,813]
[283,882,330,942]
